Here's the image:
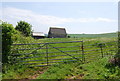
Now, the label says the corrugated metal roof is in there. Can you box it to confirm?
[32,32,45,36]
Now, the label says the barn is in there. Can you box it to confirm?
[32,32,46,39]
[48,27,67,38]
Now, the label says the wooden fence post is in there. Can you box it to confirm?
[81,41,85,63]
[100,45,104,58]
[46,43,49,66]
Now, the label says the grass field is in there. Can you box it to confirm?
[2,32,120,80]
[68,32,117,38]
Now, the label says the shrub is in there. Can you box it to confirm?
[2,22,17,64]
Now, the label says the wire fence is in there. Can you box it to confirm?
[11,41,117,67]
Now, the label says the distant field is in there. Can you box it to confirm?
[68,32,118,38]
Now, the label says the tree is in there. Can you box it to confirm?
[15,21,32,37]
[2,22,16,64]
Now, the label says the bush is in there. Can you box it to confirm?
[2,22,17,64]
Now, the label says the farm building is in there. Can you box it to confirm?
[32,32,46,39]
[48,27,67,38]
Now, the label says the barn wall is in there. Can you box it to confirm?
[48,27,67,38]
[48,33,67,38]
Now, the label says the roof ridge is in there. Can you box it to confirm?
[50,27,65,29]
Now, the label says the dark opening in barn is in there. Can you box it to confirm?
[48,27,67,38]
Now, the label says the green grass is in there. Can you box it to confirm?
[36,57,120,79]
[2,63,48,79]
[10,37,117,67]
[68,32,118,38]
[2,32,119,79]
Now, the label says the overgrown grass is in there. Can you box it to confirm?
[36,57,120,79]
[2,63,48,79]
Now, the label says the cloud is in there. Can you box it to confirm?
[1,7,74,26]
[96,17,117,22]
[1,7,117,33]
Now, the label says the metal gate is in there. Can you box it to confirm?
[11,41,84,67]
